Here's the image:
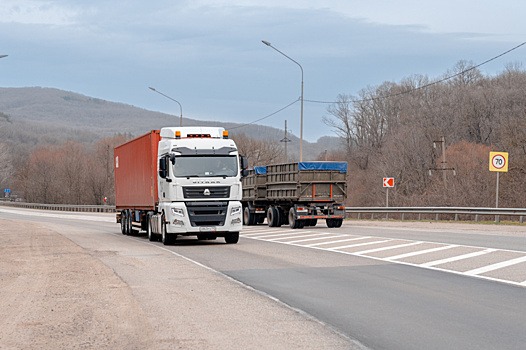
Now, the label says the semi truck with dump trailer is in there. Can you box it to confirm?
[114,127,247,245]
[241,161,348,229]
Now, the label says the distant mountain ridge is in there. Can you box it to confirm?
[0,87,341,160]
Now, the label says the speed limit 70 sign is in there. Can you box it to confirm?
[489,152,508,172]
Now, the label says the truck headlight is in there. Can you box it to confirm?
[231,206,241,216]
[171,208,185,217]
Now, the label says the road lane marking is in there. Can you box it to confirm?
[386,245,458,260]
[464,256,526,276]
[245,224,526,287]
[304,236,371,247]
[421,249,496,267]
[353,241,423,255]
[247,231,311,239]
[285,234,347,244]
[329,239,393,250]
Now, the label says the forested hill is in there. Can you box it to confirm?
[0,87,339,157]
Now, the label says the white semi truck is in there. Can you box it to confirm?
[114,126,247,245]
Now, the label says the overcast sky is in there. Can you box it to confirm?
[1,1,525,141]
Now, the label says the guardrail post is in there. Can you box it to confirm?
[475,214,479,222]
[520,216,524,224]
[495,215,500,224]
[435,213,439,221]
[455,214,459,221]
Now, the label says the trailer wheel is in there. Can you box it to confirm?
[267,206,281,227]
[225,232,239,244]
[334,219,343,228]
[306,219,318,227]
[326,218,335,228]
[120,211,127,234]
[125,210,133,235]
[289,208,301,229]
[243,207,256,226]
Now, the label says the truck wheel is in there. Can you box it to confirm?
[306,219,318,227]
[334,219,343,228]
[289,208,301,229]
[225,232,239,244]
[147,213,157,242]
[326,218,335,228]
[120,211,127,234]
[161,214,174,245]
[267,206,281,227]
[243,207,256,226]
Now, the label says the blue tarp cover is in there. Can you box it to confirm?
[298,162,347,173]
[254,166,267,175]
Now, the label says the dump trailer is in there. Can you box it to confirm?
[114,127,248,245]
[241,161,347,229]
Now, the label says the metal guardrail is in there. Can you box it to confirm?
[345,207,526,224]
[1,201,525,224]
[0,201,116,213]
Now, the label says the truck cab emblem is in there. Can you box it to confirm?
[203,189,211,196]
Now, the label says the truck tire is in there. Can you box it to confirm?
[306,219,318,227]
[267,206,281,227]
[326,218,335,228]
[125,210,133,235]
[289,207,301,229]
[161,214,174,245]
[243,207,256,226]
[225,232,239,244]
[120,211,127,234]
[147,213,157,242]
[334,218,343,228]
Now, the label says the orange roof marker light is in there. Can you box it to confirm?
[175,130,181,139]
[223,130,229,139]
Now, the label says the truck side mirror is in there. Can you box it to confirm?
[240,155,249,178]
[159,156,173,182]
[159,157,167,178]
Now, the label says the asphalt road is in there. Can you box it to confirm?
[1,207,525,350]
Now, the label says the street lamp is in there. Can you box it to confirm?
[148,87,183,127]
[0,55,7,59]
[262,40,304,161]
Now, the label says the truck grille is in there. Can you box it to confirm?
[185,201,228,227]
[183,186,230,199]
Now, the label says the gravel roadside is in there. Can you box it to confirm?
[0,218,360,350]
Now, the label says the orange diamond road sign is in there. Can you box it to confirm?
[383,177,394,188]
[489,152,508,172]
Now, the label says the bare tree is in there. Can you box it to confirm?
[233,133,285,166]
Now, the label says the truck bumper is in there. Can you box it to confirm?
[162,201,243,235]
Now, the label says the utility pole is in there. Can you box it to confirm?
[280,120,291,161]
[429,136,456,187]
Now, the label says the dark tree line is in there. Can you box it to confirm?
[323,61,526,207]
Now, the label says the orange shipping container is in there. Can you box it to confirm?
[114,130,160,210]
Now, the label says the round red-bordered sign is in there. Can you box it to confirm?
[491,154,506,169]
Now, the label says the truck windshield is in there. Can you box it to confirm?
[173,155,238,178]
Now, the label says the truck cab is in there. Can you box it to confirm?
[151,126,246,244]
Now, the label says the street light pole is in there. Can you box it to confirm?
[261,40,304,161]
[0,55,8,59]
[148,87,183,127]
